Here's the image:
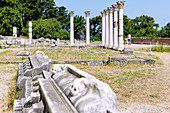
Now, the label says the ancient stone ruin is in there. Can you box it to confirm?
[13,51,118,113]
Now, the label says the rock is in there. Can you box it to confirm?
[128,59,141,64]
[87,61,103,66]
[141,58,156,64]
[17,51,30,56]
[122,48,133,55]
[109,56,127,65]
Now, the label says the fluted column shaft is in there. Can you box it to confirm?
[29,21,32,40]
[108,7,113,48]
[117,1,125,51]
[85,11,90,46]
[112,4,118,49]
[104,9,109,48]
[101,11,106,47]
[69,11,75,46]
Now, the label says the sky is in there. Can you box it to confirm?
[54,0,170,29]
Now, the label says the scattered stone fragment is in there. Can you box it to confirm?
[17,51,30,56]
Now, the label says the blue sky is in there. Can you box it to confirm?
[54,0,170,29]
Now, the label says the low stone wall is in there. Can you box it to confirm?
[131,38,170,45]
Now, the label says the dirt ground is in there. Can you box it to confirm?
[118,52,170,112]
[0,46,169,113]
[0,64,17,112]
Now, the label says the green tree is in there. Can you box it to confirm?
[0,0,22,36]
[74,15,86,39]
[160,22,170,38]
[19,0,42,27]
[56,6,70,30]
[123,15,133,37]
[90,16,102,37]
[41,0,58,19]
[58,29,70,40]
[31,18,69,39]
[32,18,61,39]
[130,15,159,37]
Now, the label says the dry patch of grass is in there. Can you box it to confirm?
[73,63,157,103]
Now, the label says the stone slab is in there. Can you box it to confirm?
[38,78,70,113]
[17,51,30,56]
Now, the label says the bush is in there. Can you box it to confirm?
[90,34,101,41]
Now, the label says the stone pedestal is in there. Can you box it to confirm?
[85,11,90,46]
[108,7,113,48]
[69,11,75,46]
[104,9,109,48]
[101,11,106,47]
[112,4,118,50]
[117,1,125,51]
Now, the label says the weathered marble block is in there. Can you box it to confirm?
[52,64,118,113]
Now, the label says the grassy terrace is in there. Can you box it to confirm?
[1,45,169,112]
[0,46,161,61]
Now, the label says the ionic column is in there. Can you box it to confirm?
[85,11,90,46]
[104,9,109,48]
[108,7,113,48]
[69,11,75,46]
[29,21,32,40]
[112,4,118,50]
[117,1,125,51]
[101,11,105,47]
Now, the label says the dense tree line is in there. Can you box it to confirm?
[0,0,170,40]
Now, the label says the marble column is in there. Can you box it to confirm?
[13,27,17,38]
[101,11,105,47]
[69,11,75,46]
[104,9,109,48]
[117,1,125,51]
[29,21,32,40]
[108,7,113,48]
[112,4,118,50]
[85,11,90,46]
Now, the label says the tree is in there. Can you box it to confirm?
[56,6,70,30]
[90,16,102,37]
[19,0,42,27]
[123,15,133,37]
[41,0,58,19]
[130,15,159,37]
[74,15,86,39]
[0,0,22,36]
[32,18,61,39]
[160,22,170,38]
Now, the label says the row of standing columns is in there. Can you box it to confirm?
[101,1,125,50]
[69,11,91,46]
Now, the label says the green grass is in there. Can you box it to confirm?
[149,94,157,98]
[12,74,17,80]
[151,46,170,52]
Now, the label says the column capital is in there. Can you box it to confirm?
[112,4,118,11]
[69,11,75,16]
[117,1,125,9]
[107,7,113,13]
[85,11,90,17]
[104,9,109,15]
[100,11,105,17]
